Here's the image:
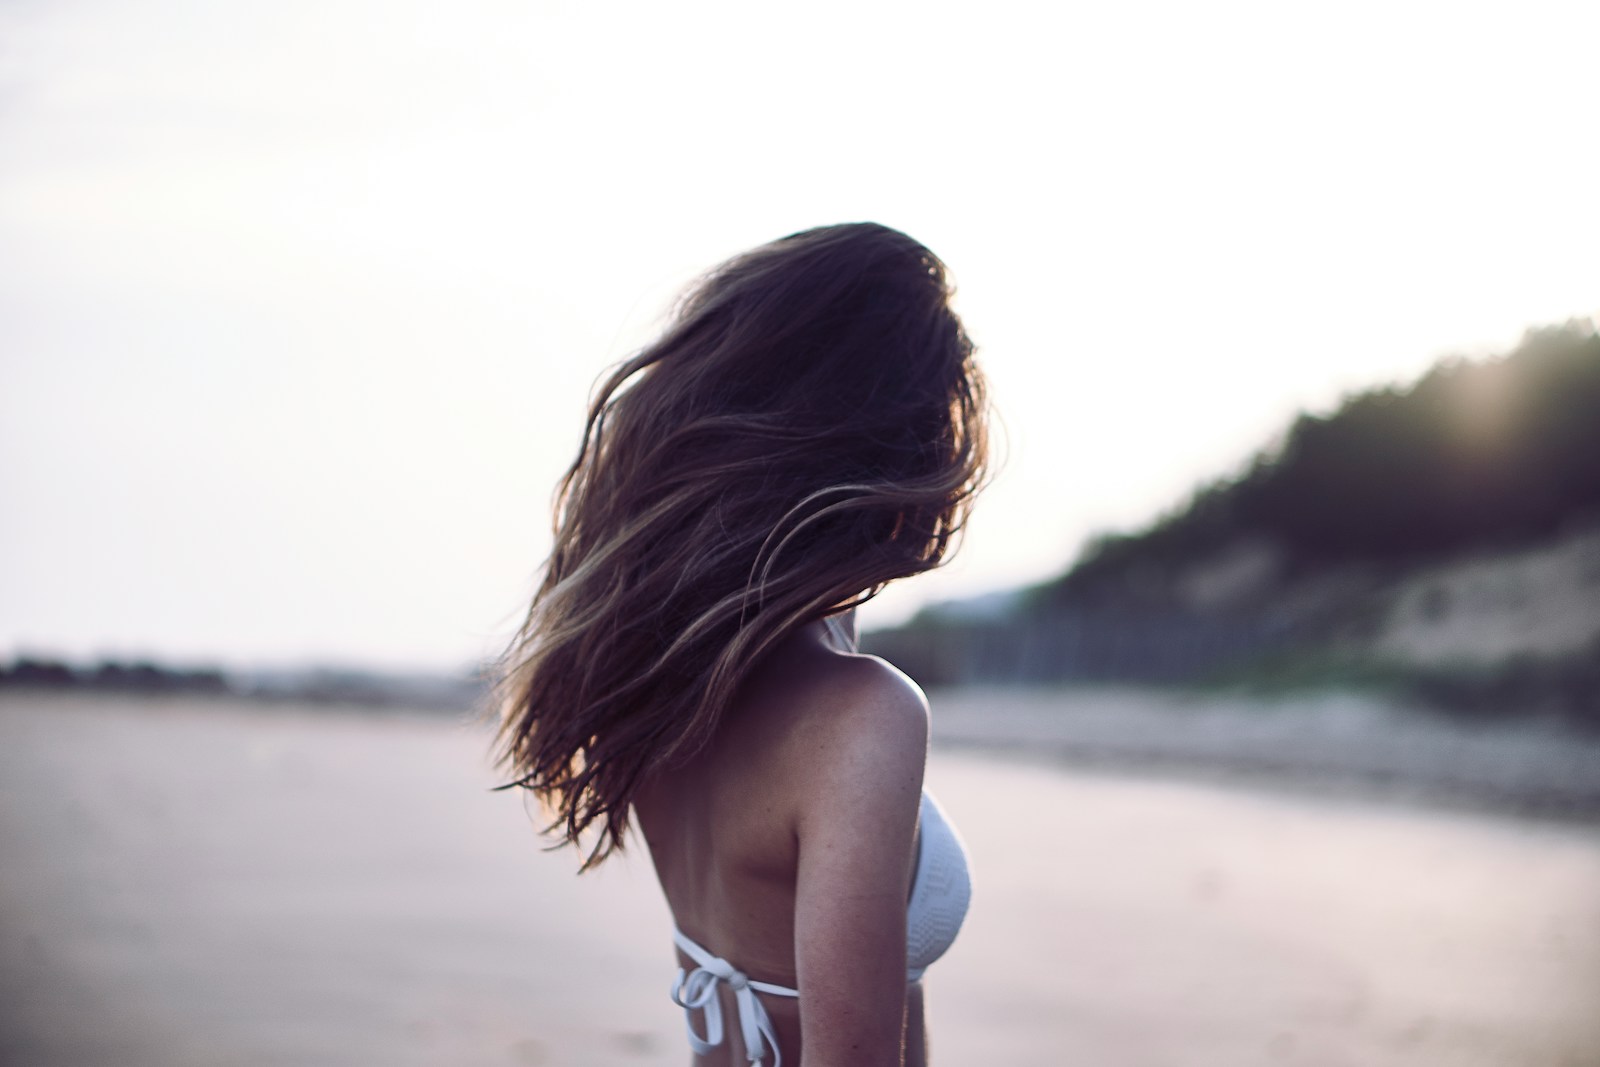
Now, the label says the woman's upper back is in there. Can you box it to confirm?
[631,620,931,1063]
[633,620,929,979]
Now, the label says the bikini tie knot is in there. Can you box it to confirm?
[671,928,799,1067]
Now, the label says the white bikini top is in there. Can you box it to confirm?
[669,789,971,1067]
[906,790,972,978]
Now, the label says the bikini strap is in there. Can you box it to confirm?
[669,927,799,1067]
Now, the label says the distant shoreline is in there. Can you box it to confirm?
[0,684,482,720]
[8,684,1599,824]
[0,660,488,714]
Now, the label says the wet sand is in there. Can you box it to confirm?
[2,691,1597,1066]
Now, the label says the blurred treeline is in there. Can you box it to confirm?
[867,321,1600,725]
[0,656,485,712]
[0,657,229,693]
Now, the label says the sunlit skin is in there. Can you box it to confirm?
[633,611,931,1067]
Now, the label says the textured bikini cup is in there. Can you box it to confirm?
[906,790,972,979]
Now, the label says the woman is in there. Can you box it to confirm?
[494,222,988,1066]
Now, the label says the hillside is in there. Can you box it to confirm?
[867,321,1600,725]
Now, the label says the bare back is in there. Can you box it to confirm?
[632,617,930,1066]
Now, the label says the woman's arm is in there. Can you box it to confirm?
[792,661,928,1067]
[904,982,926,1067]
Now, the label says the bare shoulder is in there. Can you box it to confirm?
[773,648,929,832]
[788,649,929,761]
[728,627,930,841]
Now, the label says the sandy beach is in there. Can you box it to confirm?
[2,690,1597,1066]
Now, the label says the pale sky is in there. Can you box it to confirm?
[2,0,1597,672]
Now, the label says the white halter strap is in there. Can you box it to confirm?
[669,928,799,1067]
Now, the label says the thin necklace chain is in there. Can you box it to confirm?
[822,614,858,653]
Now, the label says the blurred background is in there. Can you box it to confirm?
[2,1,1598,1065]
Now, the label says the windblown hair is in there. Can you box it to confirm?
[494,222,989,867]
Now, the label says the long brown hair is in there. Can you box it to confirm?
[494,222,989,867]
